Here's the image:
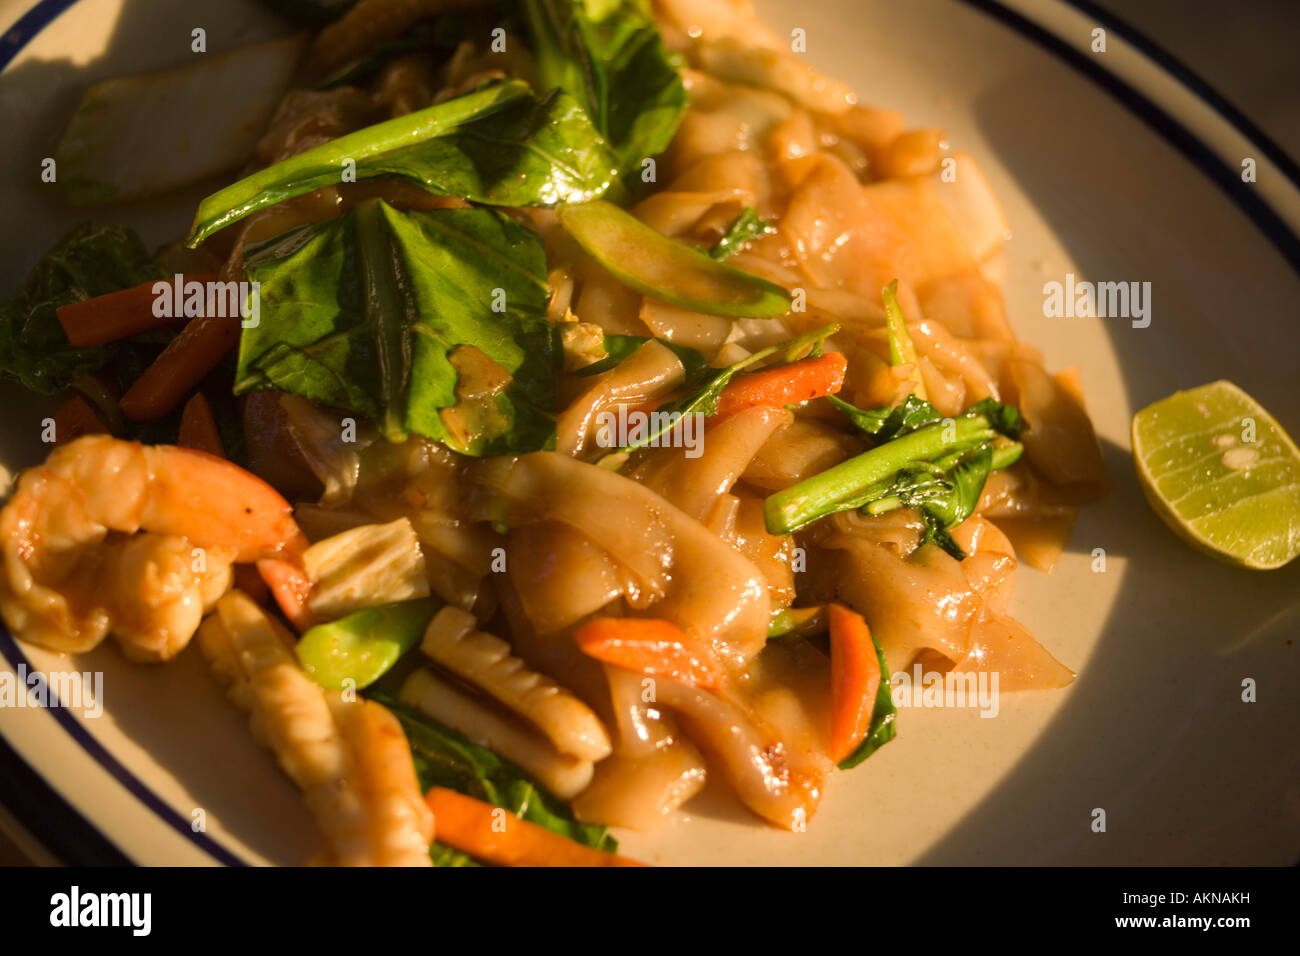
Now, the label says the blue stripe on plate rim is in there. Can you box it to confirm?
[0,0,1297,866]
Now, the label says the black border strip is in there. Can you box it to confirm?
[1,0,1299,867]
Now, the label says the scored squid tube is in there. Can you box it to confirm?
[398,668,594,800]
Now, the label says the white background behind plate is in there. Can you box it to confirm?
[0,0,1296,865]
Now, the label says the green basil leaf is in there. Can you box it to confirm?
[963,396,1025,439]
[237,200,557,455]
[522,0,686,188]
[187,80,617,246]
[0,224,166,395]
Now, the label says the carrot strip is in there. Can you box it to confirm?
[574,617,723,688]
[51,394,107,445]
[56,274,218,347]
[177,393,226,457]
[257,554,314,632]
[827,603,881,763]
[425,787,645,867]
[119,312,241,421]
[713,351,847,419]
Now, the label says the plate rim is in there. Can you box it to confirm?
[1,0,1297,866]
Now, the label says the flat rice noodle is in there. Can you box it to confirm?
[725,495,796,607]
[667,76,792,175]
[951,613,1075,691]
[571,739,708,830]
[986,515,1076,573]
[742,415,863,492]
[508,521,623,636]
[474,453,770,666]
[556,339,686,457]
[663,149,772,213]
[820,104,906,160]
[603,663,679,758]
[1008,356,1107,499]
[633,189,741,237]
[636,405,792,521]
[693,39,856,114]
[810,534,981,674]
[654,677,825,830]
[917,353,965,416]
[656,0,787,52]
[639,297,734,352]
[908,318,1003,403]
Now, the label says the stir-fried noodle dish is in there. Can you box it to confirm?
[0,0,1107,865]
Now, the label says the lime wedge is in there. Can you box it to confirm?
[1131,380,1300,569]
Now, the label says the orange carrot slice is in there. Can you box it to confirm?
[177,393,226,457]
[425,787,645,867]
[119,312,241,421]
[574,617,724,688]
[56,275,218,347]
[827,603,881,763]
[713,351,847,419]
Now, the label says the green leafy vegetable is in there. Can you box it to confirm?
[522,0,686,189]
[296,596,442,689]
[709,207,774,260]
[237,200,557,454]
[764,394,1026,545]
[963,396,1025,439]
[601,323,836,462]
[837,630,897,769]
[0,224,166,394]
[186,80,617,246]
[828,393,941,440]
[370,691,617,855]
[559,199,792,318]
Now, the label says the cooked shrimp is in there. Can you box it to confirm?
[0,435,303,660]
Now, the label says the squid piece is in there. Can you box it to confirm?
[420,606,613,761]
[399,668,594,799]
[200,591,431,866]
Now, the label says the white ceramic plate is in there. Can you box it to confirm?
[1,0,1297,866]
